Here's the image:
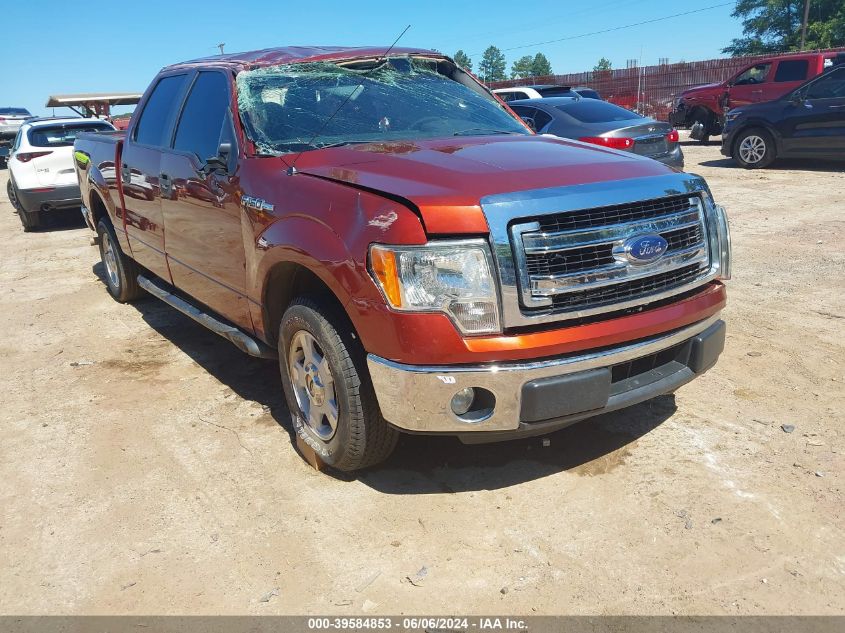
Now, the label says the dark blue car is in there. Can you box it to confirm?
[721,58,845,168]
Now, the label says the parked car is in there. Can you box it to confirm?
[509,96,684,168]
[7,117,114,230]
[494,84,602,102]
[721,60,845,168]
[670,51,838,141]
[73,46,730,472]
[0,107,32,167]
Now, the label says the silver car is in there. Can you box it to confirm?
[509,97,684,169]
[0,107,32,167]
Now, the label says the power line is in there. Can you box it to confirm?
[469,2,735,57]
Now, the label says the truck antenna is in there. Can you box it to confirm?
[286,25,412,176]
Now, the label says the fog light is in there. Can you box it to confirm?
[450,387,476,416]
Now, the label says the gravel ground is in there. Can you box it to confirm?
[0,138,843,615]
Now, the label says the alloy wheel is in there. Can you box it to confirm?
[102,233,120,289]
[738,135,767,164]
[288,330,339,441]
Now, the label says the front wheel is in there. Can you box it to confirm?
[733,128,776,169]
[97,219,142,302]
[279,298,398,472]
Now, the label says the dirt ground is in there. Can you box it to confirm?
[0,138,843,616]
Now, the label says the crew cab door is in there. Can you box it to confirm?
[159,70,252,331]
[728,62,772,109]
[766,58,812,101]
[121,73,190,282]
[781,67,845,155]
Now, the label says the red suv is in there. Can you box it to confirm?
[671,52,839,141]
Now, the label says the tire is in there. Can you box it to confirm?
[7,179,39,230]
[9,181,42,231]
[690,108,713,143]
[96,218,142,302]
[733,128,776,169]
[19,209,41,232]
[279,298,398,472]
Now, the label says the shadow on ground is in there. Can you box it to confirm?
[365,397,675,493]
[699,157,845,172]
[19,207,87,232]
[92,262,677,493]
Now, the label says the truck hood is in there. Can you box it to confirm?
[292,135,675,234]
[681,82,725,97]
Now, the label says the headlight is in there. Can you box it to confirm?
[369,240,501,335]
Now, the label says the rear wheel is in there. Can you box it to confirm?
[7,179,40,231]
[97,219,142,302]
[279,298,398,472]
[733,128,776,169]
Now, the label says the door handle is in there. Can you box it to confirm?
[120,163,130,183]
[159,173,172,198]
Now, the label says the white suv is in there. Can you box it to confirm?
[493,85,602,102]
[7,117,114,231]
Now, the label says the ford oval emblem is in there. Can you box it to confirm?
[625,234,668,264]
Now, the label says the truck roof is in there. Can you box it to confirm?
[168,46,443,72]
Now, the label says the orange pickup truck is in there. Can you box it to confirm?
[74,46,731,471]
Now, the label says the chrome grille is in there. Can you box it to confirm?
[536,194,690,233]
[511,194,712,317]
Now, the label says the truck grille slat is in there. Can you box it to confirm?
[549,264,704,311]
[536,194,691,233]
[510,194,712,317]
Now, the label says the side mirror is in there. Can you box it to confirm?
[789,92,805,105]
[201,142,232,176]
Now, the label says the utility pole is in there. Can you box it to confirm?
[217,42,226,55]
[800,0,811,50]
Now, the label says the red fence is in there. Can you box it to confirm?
[488,49,845,121]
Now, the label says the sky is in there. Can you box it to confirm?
[0,0,743,117]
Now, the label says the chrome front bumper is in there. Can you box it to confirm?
[367,315,724,437]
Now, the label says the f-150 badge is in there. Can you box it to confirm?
[241,195,274,213]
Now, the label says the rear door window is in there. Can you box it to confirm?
[501,91,529,102]
[0,108,31,116]
[805,68,845,100]
[774,60,809,82]
[134,74,188,147]
[27,122,114,147]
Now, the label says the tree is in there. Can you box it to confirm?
[478,46,507,82]
[510,55,535,79]
[531,52,553,77]
[453,50,473,72]
[594,57,612,72]
[723,0,845,56]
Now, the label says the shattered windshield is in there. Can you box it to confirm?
[236,57,528,153]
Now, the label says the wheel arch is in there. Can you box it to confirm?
[263,261,354,348]
[730,122,782,157]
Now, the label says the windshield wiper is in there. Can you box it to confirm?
[453,128,521,137]
[317,140,377,149]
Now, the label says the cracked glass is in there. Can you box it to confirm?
[236,57,528,154]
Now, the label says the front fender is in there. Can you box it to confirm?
[248,180,429,349]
